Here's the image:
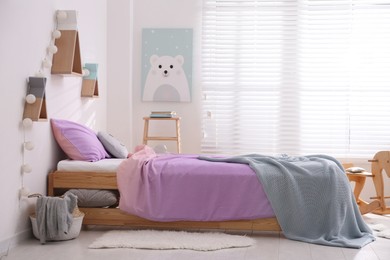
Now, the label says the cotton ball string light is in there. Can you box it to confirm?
[57,11,67,20]
[82,68,90,77]
[24,141,35,151]
[19,187,30,198]
[42,58,52,68]
[25,94,36,104]
[22,118,33,128]
[22,164,32,173]
[47,45,58,54]
[35,70,45,78]
[52,30,61,39]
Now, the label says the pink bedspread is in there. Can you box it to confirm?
[117,150,275,222]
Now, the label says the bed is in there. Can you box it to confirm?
[47,118,375,248]
[48,149,377,248]
[48,118,282,231]
[48,156,281,231]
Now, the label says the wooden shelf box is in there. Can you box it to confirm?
[51,30,82,76]
[23,77,47,121]
[81,63,99,97]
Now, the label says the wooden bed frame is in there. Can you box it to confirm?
[48,170,281,232]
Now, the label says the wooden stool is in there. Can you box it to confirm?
[344,163,381,215]
[143,117,181,153]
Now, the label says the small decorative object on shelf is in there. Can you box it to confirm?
[149,111,177,118]
[81,63,99,97]
[23,77,48,121]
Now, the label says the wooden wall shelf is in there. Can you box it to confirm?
[51,30,82,76]
[81,63,99,97]
[23,77,47,121]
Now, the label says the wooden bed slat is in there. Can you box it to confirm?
[80,208,281,231]
[48,171,117,193]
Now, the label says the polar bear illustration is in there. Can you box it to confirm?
[143,54,190,102]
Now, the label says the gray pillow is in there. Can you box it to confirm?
[64,189,118,208]
[97,131,128,158]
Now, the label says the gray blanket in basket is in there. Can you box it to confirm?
[36,193,77,244]
[199,154,375,248]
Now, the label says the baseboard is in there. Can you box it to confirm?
[0,228,32,257]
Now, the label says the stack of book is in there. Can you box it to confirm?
[150,111,177,118]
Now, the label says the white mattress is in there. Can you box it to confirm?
[57,159,126,172]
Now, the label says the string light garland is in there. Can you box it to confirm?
[20,10,64,199]
[21,10,79,198]
[20,125,33,199]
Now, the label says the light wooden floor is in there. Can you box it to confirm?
[2,214,390,260]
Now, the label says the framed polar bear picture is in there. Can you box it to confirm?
[141,28,193,102]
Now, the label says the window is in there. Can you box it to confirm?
[201,0,390,158]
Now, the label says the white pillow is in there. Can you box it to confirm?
[97,132,128,158]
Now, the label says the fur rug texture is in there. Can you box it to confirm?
[89,230,255,251]
[369,223,390,239]
[364,213,390,239]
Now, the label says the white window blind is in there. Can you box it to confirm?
[201,0,390,158]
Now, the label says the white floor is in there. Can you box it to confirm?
[2,214,390,260]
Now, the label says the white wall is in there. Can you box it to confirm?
[106,0,133,150]
[132,0,203,154]
[0,0,107,253]
[107,0,203,154]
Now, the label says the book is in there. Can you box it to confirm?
[150,113,176,118]
[150,111,177,118]
[151,111,176,115]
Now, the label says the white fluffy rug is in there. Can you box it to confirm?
[369,223,390,239]
[89,230,255,251]
[364,213,390,239]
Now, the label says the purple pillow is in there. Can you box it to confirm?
[51,119,109,162]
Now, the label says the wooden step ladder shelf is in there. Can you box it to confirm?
[143,117,181,153]
[23,77,48,121]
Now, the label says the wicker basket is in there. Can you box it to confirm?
[30,207,84,241]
